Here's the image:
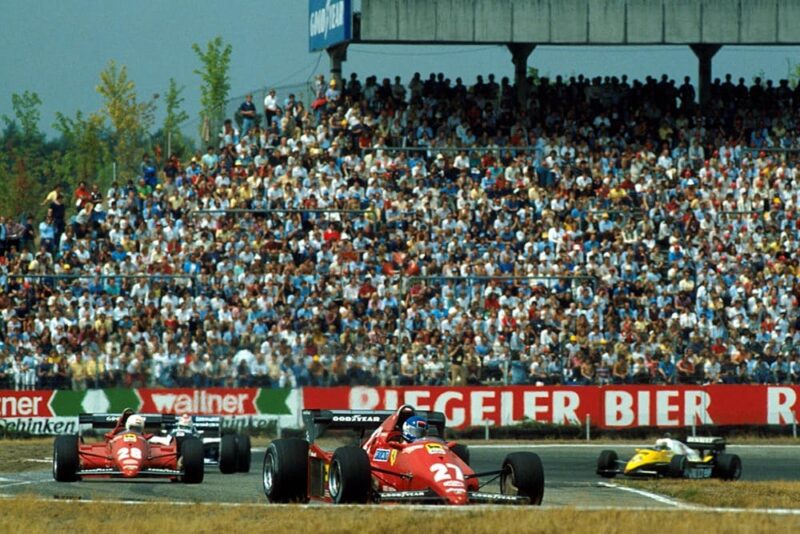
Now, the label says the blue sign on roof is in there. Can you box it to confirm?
[309,0,352,52]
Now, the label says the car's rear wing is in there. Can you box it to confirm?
[685,436,726,452]
[78,413,177,431]
[302,410,447,442]
[163,415,222,436]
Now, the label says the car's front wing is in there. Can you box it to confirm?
[76,468,182,478]
[375,489,530,505]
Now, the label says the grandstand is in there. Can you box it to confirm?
[1,60,799,393]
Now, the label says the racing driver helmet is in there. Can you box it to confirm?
[402,416,428,442]
[176,414,194,432]
[126,414,146,433]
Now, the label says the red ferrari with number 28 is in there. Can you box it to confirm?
[263,405,544,505]
[53,409,204,483]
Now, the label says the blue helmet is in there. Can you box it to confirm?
[402,416,428,442]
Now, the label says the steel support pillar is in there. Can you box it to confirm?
[689,44,722,109]
[507,43,536,108]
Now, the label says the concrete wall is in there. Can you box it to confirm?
[360,0,800,44]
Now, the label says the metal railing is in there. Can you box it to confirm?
[4,273,199,295]
[400,274,597,293]
[190,208,370,215]
[360,145,539,156]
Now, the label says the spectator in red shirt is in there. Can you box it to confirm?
[676,352,696,384]
[74,181,92,208]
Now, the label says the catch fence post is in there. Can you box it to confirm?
[793,413,797,439]
[484,420,490,441]
[585,414,590,442]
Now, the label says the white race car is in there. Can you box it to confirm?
[168,415,251,474]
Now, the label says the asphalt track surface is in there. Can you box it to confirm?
[2,444,799,508]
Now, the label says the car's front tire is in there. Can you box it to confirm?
[500,452,545,505]
[182,438,205,484]
[329,446,372,504]
[263,438,309,503]
[53,435,80,482]
[596,450,618,478]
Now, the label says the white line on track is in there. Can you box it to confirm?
[596,482,686,508]
[0,481,34,489]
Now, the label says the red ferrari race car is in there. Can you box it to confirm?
[262,405,544,505]
[52,409,204,483]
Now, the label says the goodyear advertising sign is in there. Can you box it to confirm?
[309,0,352,51]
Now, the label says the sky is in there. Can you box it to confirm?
[2,0,800,139]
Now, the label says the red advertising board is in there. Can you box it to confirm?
[138,388,259,416]
[0,390,54,417]
[303,385,800,429]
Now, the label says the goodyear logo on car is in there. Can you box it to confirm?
[425,443,446,455]
[374,449,390,462]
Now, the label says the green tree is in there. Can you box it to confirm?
[96,60,157,178]
[192,36,232,143]
[2,150,39,220]
[161,77,190,156]
[2,90,44,144]
[1,91,46,218]
[53,110,112,190]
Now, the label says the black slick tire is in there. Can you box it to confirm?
[53,434,80,482]
[328,446,372,504]
[501,452,545,505]
[262,438,309,503]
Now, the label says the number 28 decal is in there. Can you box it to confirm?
[430,463,464,482]
[117,447,142,460]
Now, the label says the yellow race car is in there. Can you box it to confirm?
[596,436,742,480]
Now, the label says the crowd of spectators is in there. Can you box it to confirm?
[1,70,800,391]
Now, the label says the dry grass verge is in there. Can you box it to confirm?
[0,498,798,534]
[0,439,52,472]
[624,480,800,509]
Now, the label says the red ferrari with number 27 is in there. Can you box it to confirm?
[263,405,544,505]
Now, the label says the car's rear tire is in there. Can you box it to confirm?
[236,434,252,473]
[263,438,309,503]
[501,452,545,505]
[219,433,238,474]
[182,438,205,484]
[53,435,80,482]
[596,450,618,478]
[450,443,470,466]
[329,446,372,504]
[713,453,742,480]
[669,454,687,478]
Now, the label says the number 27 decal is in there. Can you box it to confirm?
[430,463,464,482]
